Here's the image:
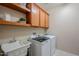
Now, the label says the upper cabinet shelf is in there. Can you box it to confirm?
[0,3,30,14]
[0,20,31,27]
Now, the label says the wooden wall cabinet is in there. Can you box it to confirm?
[31,4,40,26]
[39,9,49,28]
[0,3,49,28]
[40,9,46,27]
[27,3,49,28]
[45,13,49,27]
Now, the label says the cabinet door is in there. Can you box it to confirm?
[31,4,40,26]
[45,14,49,28]
[40,9,45,27]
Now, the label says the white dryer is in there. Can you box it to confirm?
[44,35,56,56]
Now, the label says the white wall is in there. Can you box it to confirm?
[47,4,79,55]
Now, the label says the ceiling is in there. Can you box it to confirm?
[39,3,66,11]
[40,3,63,7]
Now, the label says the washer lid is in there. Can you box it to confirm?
[32,36,49,42]
[44,35,56,39]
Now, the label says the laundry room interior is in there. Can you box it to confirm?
[0,3,79,56]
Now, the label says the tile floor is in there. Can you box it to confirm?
[53,49,77,56]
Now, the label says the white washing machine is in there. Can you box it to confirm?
[29,35,56,56]
[29,36,50,56]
